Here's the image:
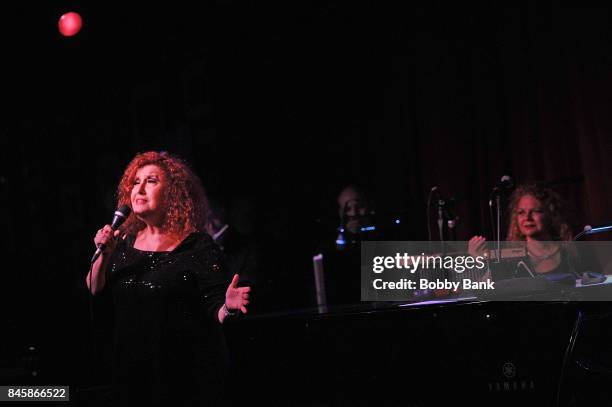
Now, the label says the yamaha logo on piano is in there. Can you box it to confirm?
[487,362,535,392]
[502,362,516,378]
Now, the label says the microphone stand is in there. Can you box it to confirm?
[447,210,458,242]
[427,187,437,254]
[495,194,501,263]
[489,189,502,263]
[437,199,445,254]
[489,176,513,262]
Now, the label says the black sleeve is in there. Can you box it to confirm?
[190,235,232,321]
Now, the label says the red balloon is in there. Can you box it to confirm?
[58,12,83,37]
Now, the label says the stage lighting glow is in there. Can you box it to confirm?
[58,12,83,37]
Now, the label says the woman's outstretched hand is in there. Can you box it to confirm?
[225,274,251,314]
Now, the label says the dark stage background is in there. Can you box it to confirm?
[1,1,612,390]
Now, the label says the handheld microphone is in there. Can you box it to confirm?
[91,205,131,263]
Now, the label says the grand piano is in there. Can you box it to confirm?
[224,283,612,406]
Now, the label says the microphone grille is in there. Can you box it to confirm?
[111,205,132,229]
[500,175,514,188]
[116,204,132,218]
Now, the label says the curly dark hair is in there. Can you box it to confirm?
[506,183,572,241]
[116,151,208,237]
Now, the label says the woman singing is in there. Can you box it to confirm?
[86,151,250,406]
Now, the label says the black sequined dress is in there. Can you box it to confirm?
[106,232,230,406]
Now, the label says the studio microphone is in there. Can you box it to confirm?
[489,175,514,207]
[574,223,612,240]
[91,205,131,263]
[573,225,592,241]
[499,174,513,189]
[491,175,514,195]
